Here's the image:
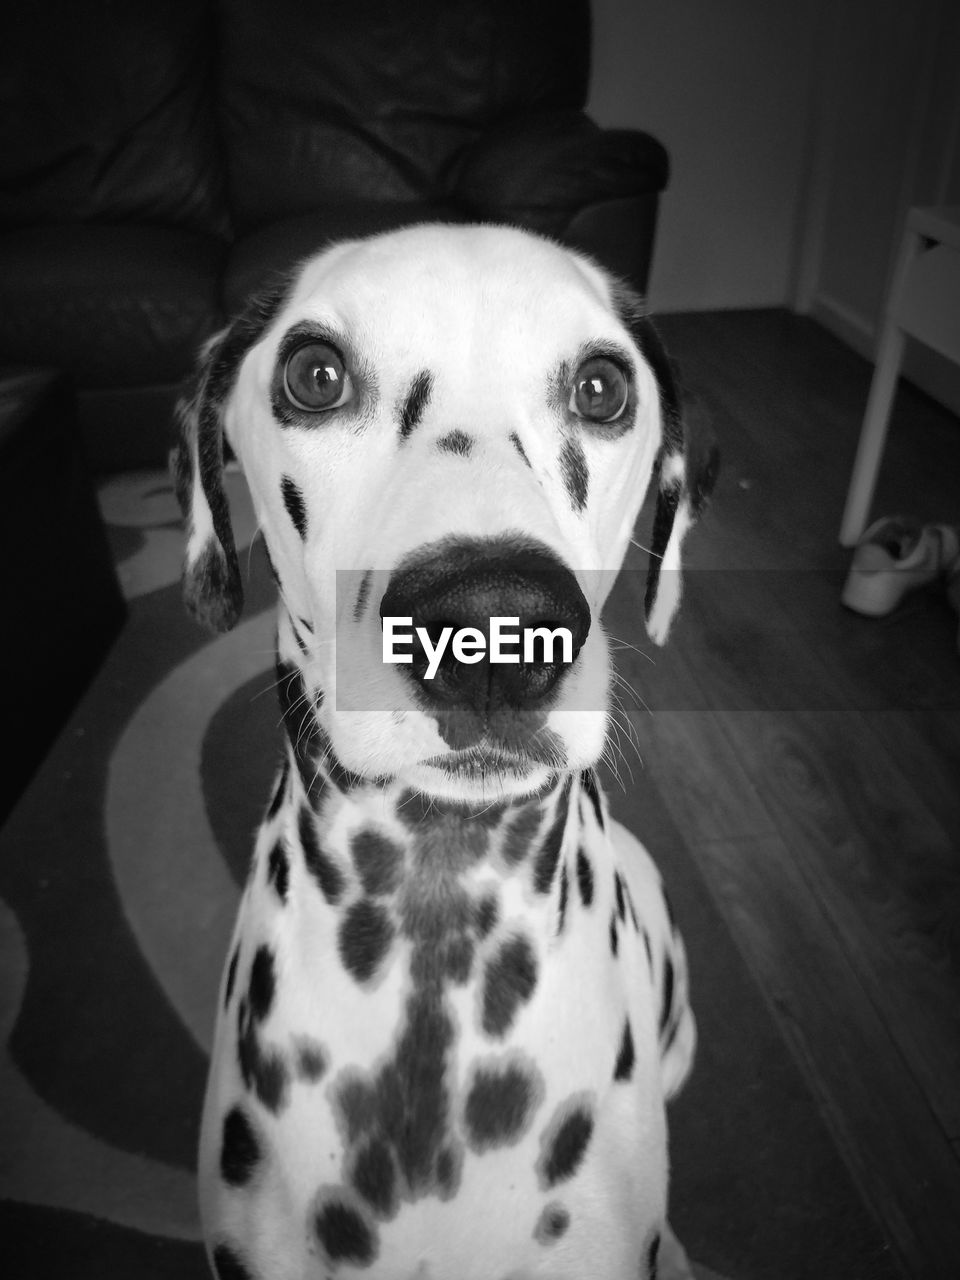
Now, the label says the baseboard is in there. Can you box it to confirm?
[809,293,960,419]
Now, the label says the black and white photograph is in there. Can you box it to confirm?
[1,3,958,1278]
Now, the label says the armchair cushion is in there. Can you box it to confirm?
[0,0,226,236]
[449,110,670,237]
[217,0,593,231]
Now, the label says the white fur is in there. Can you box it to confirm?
[185,225,699,1280]
[218,224,683,803]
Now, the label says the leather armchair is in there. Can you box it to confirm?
[0,0,669,470]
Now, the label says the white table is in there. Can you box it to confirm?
[839,205,960,545]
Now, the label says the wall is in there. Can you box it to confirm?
[795,0,960,411]
[588,0,820,313]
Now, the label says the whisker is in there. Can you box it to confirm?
[629,536,656,557]
[608,702,644,772]
[607,632,655,664]
[610,670,648,715]
[605,714,635,787]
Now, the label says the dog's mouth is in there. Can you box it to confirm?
[421,735,562,782]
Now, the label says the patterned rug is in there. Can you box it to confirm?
[0,469,900,1280]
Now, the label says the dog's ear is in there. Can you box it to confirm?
[632,315,690,645]
[172,281,292,632]
[172,329,244,632]
[614,289,719,644]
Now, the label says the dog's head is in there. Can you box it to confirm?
[175,224,710,802]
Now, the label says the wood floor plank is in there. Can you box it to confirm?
[718,708,960,1135]
[688,831,960,1280]
[616,565,960,1135]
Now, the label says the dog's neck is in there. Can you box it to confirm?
[271,628,602,899]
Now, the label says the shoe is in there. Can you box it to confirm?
[841,516,960,617]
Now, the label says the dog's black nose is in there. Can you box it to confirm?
[380,538,590,715]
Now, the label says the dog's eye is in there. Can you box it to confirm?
[283,341,352,412]
[569,357,628,423]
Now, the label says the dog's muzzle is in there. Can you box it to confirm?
[380,538,590,718]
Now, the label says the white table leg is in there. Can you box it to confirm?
[839,227,925,545]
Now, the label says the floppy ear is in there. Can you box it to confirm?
[617,300,719,645]
[171,330,244,632]
[631,316,690,644]
[171,280,293,632]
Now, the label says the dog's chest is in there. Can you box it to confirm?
[199,775,667,1279]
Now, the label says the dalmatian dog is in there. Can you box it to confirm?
[174,223,709,1280]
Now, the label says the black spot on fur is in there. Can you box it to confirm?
[333,987,457,1198]
[659,956,676,1035]
[267,758,290,819]
[224,945,239,1010]
[533,783,570,894]
[220,1106,260,1186]
[292,618,311,654]
[295,1037,327,1081]
[299,805,345,904]
[482,934,538,1038]
[237,997,289,1113]
[351,828,403,896]
[557,860,569,933]
[475,891,499,939]
[625,881,640,932]
[580,768,604,828]
[336,1076,376,1144]
[663,889,677,930]
[610,912,619,956]
[614,871,626,922]
[354,569,372,622]
[534,1201,571,1244]
[510,431,531,467]
[267,839,289,902]
[648,1230,661,1279]
[643,929,653,972]
[212,1242,253,1280]
[662,1009,683,1056]
[314,1195,377,1264]
[280,474,307,539]
[396,787,506,835]
[437,429,473,455]
[559,437,589,511]
[339,899,395,983]
[576,847,594,907]
[248,946,276,1022]
[399,370,432,439]
[502,801,542,865]
[351,1137,397,1217]
[463,1058,544,1151]
[444,934,475,984]
[328,801,517,1210]
[436,1143,463,1195]
[538,1102,594,1189]
[613,1019,635,1082]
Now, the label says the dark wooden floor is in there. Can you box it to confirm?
[610,311,960,1279]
